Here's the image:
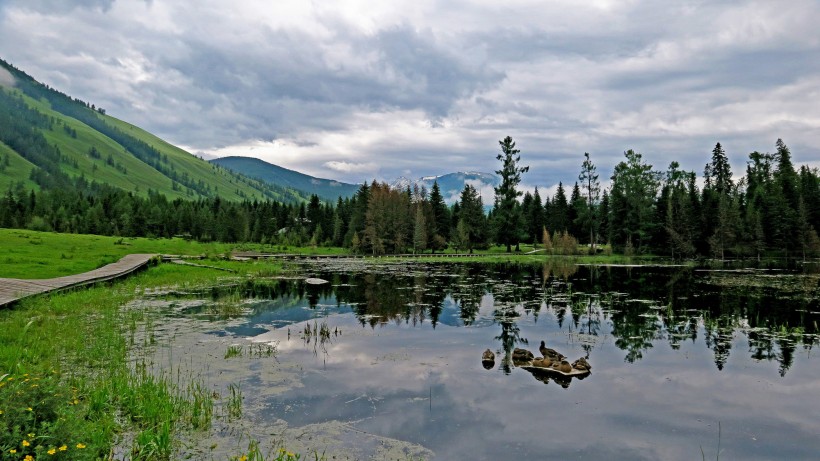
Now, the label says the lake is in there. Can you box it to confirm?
[131,260,820,460]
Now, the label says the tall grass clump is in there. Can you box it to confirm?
[0,261,254,459]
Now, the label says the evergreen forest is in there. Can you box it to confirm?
[3,131,820,260]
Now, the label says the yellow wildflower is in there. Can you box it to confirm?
[239,456,248,461]
[9,449,17,454]
[22,440,31,447]
[76,443,86,449]
[26,407,33,411]
[25,456,34,461]
[48,448,56,455]
[28,433,35,438]
[59,445,67,451]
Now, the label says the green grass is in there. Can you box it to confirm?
[0,228,353,279]
[0,229,233,278]
[14,90,195,200]
[1,228,670,280]
[0,259,281,460]
[0,141,39,192]
[103,115,292,202]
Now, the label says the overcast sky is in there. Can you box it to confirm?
[2,0,819,191]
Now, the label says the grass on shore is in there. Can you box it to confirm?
[1,229,656,280]
[0,257,294,460]
[0,229,347,279]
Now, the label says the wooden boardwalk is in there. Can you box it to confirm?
[231,251,486,260]
[0,254,156,307]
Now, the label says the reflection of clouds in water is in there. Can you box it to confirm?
[133,262,820,460]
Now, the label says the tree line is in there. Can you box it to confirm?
[3,134,820,259]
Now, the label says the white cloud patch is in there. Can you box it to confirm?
[324,161,378,174]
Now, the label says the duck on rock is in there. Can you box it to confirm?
[539,341,565,361]
[553,360,573,373]
[531,356,553,368]
[512,348,534,363]
[482,349,495,362]
[572,357,591,372]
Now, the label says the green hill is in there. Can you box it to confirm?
[0,141,39,192]
[0,58,311,203]
[211,156,360,202]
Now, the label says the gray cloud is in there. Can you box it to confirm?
[3,0,116,13]
[0,0,819,191]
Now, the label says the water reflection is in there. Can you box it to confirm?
[288,260,820,376]
[141,260,820,460]
[156,260,820,376]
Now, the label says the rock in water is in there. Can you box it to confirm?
[305,278,329,285]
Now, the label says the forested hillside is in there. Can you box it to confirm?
[211,156,360,202]
[0,59,310,203]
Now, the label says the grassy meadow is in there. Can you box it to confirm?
[0,229,348,279]
[0,246,297,460]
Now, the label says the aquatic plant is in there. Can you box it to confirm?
[225,345,243,359]
[227,383,243,420]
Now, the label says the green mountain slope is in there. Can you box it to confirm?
[0,141,38,192]
[211,156,360,202]
[0,58,310,203]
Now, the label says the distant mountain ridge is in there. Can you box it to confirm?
[390,171,499,204]
[210,157,500,205]
[210,156,360,202]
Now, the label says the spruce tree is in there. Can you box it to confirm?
[429,181,450,243]
[492,136,528,252]
[578,152,600,251]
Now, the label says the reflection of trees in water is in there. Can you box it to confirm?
[610,303,660,363]
[330,270,450,328]
[535,264,818,373]
[494,318,522,374]
[490,264,540,373]
[703,315,737,370]
[451,266,494,325]
[541,259,579,281]
[283,262,820,375]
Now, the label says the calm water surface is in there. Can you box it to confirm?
[145,261,820,460]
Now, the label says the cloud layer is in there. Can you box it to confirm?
[2,0,819,190]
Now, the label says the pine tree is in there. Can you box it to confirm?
[413,205,427,254]
[609,149,661,253]
[578,152,600,252]
[429,181,450,244]
[569,182,585,242]
[550,182,569,233]
[492,136,528,252]
[529,187,545,245]
[459,184,486,253]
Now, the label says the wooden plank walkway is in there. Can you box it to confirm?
[0,254,156,307]
[231,251,486,260]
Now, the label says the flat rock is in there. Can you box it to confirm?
[305,277,330,285]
